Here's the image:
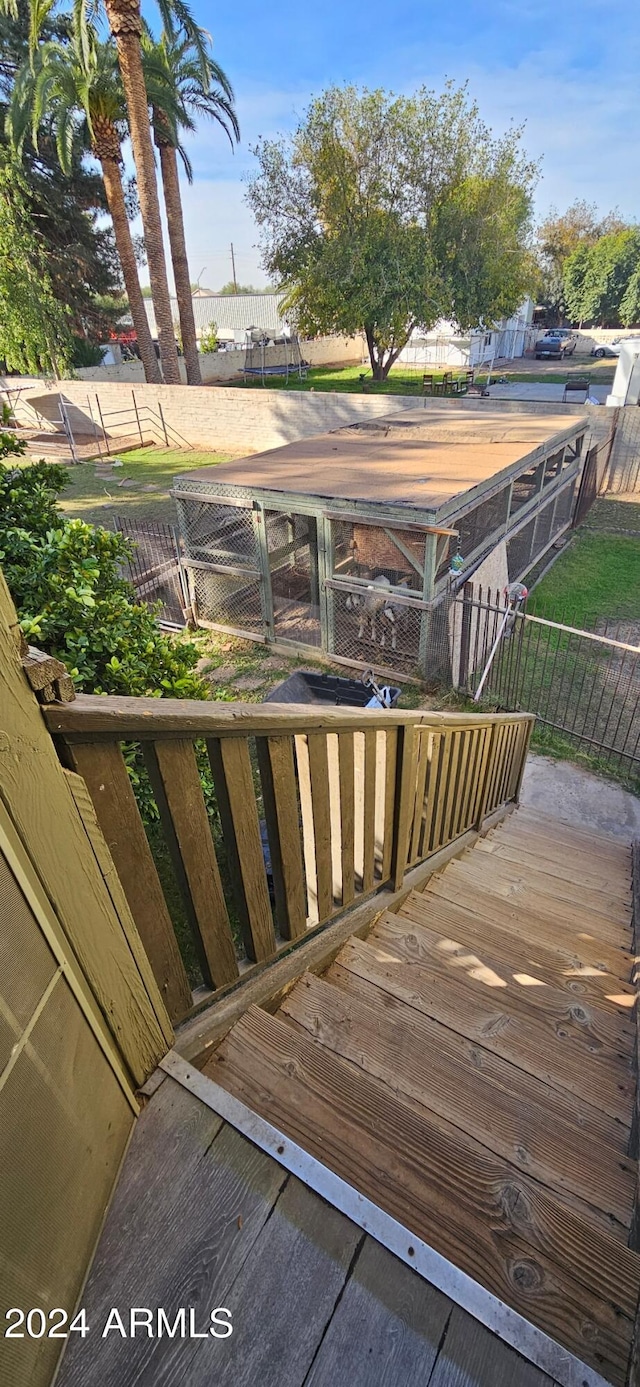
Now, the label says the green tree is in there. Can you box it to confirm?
[0,0,123,347]
[247,85,537,380]
[536,201,627,323]
[0,150,70,374]
[143,22,239,386]
[564,228,640,326]
[0,454,204,697]
[7,17,161,382]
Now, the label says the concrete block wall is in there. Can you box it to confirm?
[75,334,366,386]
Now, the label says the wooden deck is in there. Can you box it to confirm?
[56,1070,563,1387]
[206,807,639,1387]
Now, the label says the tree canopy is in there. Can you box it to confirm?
[247,84,537,378]
[535,200,628,324]
[564,227,640,327]
[0,1,124,349]
[0,151,71,373]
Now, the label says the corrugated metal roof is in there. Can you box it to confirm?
[143,294,289,339]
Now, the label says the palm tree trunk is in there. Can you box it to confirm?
[100,154,161,384]
[158,143,201,386]
[104,2,180,385]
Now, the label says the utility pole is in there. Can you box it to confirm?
[230,243,238,295]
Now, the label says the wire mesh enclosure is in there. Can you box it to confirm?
[114,516,189,628]
[173,407,594,682]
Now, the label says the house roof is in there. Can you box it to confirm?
[144,294,289,338]
[179,407,585,513]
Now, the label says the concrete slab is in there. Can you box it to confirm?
[520,752,640,841]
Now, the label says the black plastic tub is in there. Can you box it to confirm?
[265,669,401,708]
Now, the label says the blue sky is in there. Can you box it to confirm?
[138,0,640,290]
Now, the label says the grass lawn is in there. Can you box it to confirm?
[224,356,615,395]
[59,446,233,527]
[528,530,640,628]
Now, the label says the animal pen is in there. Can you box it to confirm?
[173,406,592,682]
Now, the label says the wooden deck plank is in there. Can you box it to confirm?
[372,912,635,1058]
[335,934,634,1124]
[509,811,631,862]
[476,836,633,903]
[449,852,632,931]
[183,1177,361,1387]
[282,972,635,1232]
[209,1007,638,1385]
[305,1235,451,1386]
[429,1306,555,1387]
[423,875,635,983]
[56,1077,287,1387]
[400,889,636,1014]
[327,962,630,1153]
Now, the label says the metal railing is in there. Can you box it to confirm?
[44,698,533,1026]
[457,586,640,773]
[114,516,190,628]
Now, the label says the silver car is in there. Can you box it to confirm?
[591,336,640,358]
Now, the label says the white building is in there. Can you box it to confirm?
[397,298,535,370]
[144,293,290,345]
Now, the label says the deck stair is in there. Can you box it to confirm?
[206,806,640,1387]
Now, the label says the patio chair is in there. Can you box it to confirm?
[562,376,590,403]
[422,374,434,395]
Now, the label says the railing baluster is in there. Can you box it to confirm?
[362,729,377,894]
[143,740,239,989]
[338,731,355,907]
[431,727,453,851]
[409,729,431,866]
[391,723,418,891]
[256,735,307,940]
[306,733,334,923]
[68,741,193,1022]
[207,736,276,963]
[381,728,398,884]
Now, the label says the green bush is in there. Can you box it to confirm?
[199,321,218,353]
[70,336,107,368]
[0,455,205,699]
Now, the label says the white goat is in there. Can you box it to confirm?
[346,574,411,650]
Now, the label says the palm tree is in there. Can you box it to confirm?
[7,22,161,383]
[143,27,239,386]
[100,0,182,382]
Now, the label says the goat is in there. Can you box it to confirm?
[346,574,411,650]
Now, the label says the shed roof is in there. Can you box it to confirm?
[179,406,585,513]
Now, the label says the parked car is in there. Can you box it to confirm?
[535,329,577,360]
[591,336,640,358]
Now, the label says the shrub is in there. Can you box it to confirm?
[0,456,205,699]
[199,321,218,353]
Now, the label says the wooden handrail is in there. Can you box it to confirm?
[44,694,532,740]
[47,693,534,1030]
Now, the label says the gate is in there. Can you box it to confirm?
[114,517,189,628]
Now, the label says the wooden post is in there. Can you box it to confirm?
[391,723,419,891]
[0,571,170,1083]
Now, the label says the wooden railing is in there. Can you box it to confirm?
[45,698,534,1025]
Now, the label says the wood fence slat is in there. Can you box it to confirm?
[256,736,307,940]
[417,731,439,859]
[338,732,355,908]
[69,741,192,1023]
[207,737,276,963]
[143,740,239,989]
[475,724,498,827]
[306,733,334,923]
[409,730,431,866]
[362,730,377,894]
[381,728,398,884]
[451,729,472,840]
[391,725,418,891]
[430,728,452,853]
